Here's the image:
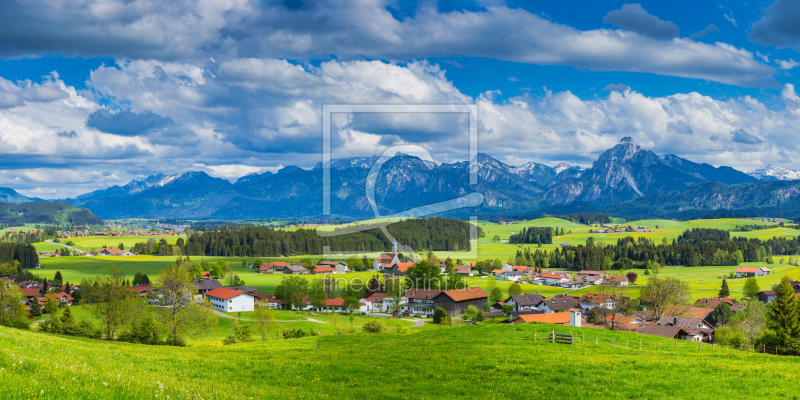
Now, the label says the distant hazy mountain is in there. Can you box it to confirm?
[543,137,757,207]
[0,187,36,204]
[605,180,800,218]
[748,164,800,181]
[49,138,789,219]
[69,171,238,219]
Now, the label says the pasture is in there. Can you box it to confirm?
[1,321,799,399]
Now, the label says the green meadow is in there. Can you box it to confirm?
[2,322,799,399]
[67,234,183,251]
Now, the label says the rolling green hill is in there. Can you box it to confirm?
[0,323,797,399]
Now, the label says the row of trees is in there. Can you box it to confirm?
[177,218,477,257]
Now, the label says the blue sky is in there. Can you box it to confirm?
[1,0,800,198]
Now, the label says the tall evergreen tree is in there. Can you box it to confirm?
[767,277,800,350]
[719,278,730,298]
[29,299,41,317]
[54,271,63,285]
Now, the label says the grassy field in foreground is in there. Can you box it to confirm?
[2,323,800,399]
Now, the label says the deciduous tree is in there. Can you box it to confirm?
[743,277,761,299]
[639,276,690,321]
[158,262,217,346]
[86,267,136,339]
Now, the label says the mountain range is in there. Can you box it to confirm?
[3,137,800,220]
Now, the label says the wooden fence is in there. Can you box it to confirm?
[548,329,573,345]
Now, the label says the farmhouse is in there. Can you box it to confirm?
[203,287,255,312]
[735,266,771,278]
[312,266,337,274]
[317,261,348,274]
[320,298,350,313]
[98,248,135,256]
[405,289,445,315]
[266,262,292,273]
[504,294,545,311]
[431,287,489,315]
[758,290,777,304]
[454,265,474,276]
[603,275,629,286]
[285,265,308,275]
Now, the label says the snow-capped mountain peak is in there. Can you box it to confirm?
[554,162,571,174]
[748,164,800,181]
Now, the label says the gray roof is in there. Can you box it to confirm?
[542,298,580,311]
[286,265,308,273]
[636,325,688,339]
[507,294,545,307]
[192,279,222,291]
[225,286,258,293]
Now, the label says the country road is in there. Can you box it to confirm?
[45,239,84,254]
[211,309,424,327]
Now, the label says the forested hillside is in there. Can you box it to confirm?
[0,202,103,226]
[174,218,478,257]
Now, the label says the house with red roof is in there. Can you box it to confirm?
[203,287,254,312]
[693,297,735,309]
[735,266,771,278]
[383,262,415,276]
[312,266,337,274]
[45,292,75,306]
[97,248,135,257]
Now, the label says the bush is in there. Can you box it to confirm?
[501,304,514,315]
[362,320,386,333]
[223,320,255,345]
[433,308,447,324]
[475,310,485,322]
[282,328,318,339]
[413,314,421,318]
[714,326,744,347]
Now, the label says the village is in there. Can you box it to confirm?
[10,246,792,349]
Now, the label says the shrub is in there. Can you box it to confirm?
[362,320,386,333]
[475,310,485,322]
[282,328,318,339]
[433,308,447,324]
[413,314,421,318]
[714,326,744,347]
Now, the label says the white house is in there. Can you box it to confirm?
[204,287,254,312]
[735,266,771,278]
[540,273,568,286]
